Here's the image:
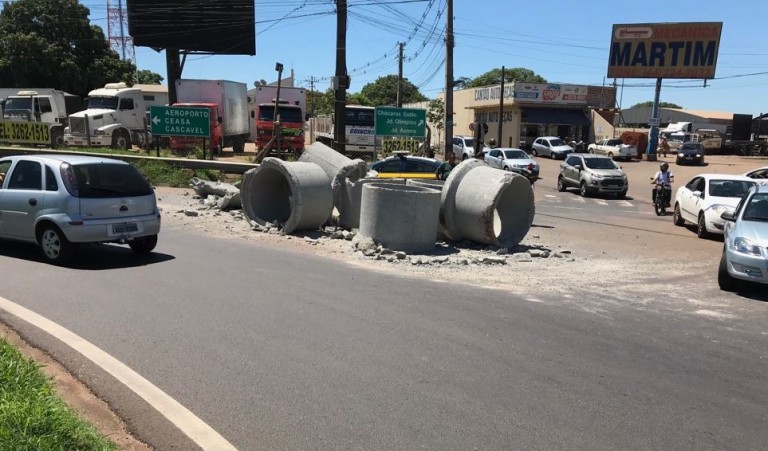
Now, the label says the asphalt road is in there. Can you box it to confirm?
[1,220,768,450]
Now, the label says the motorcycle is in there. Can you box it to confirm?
[652,182,671,216]
[569,140,587,153]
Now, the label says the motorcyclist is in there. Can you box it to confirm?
[650,162,674,207]
[488,138,497,148]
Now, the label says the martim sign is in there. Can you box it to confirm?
[607,22,723,79]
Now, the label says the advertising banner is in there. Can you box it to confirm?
[607,22,723,79]
[472,83,587,106]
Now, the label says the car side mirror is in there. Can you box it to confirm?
[720,211,736,222]
[692,190,702,198]
[574,164,582,171]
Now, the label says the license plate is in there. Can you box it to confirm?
[111,222,138,235]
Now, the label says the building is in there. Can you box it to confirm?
[616,106,734,133]
[438,83,616,149]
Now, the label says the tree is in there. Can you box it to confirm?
[136,69,164,85]
[453,76,472,90]
[359,75,427,106]
[468,67,547,88]
[631,101,683,109]
[426,98,445,155]
[0,0,137,97]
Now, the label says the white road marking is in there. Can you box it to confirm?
[544,194,558,198]
[618,200,634,207]
[0,296,236,451]
[593,199,609,206]
[570,196,586,203]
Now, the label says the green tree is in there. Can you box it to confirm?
[136,69,164,85]
[426,98,444,134]
[0,0,136,97]
[453,76,472,90]
[631,101,683,109]
[468,67,547,88]
[358,75,427,106]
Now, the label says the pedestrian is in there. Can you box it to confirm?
[436,152,458,180]
[659,137,670,157]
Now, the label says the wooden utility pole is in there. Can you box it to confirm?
[397,42,404,108]
[444,0,454,158]
[497,65,505,147]
[334,0,348,153]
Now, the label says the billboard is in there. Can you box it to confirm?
[126,0,255,55]
[607,22,722,79]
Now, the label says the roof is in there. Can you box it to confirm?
[664,109,734,121]
[133,84,168,94]
[696,173,755,181]
[2,154,129,165]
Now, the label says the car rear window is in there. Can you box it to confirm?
[73,163,152,198]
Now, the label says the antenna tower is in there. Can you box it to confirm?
[107,0,136,64]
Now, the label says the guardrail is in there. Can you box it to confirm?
[0,146,258,174]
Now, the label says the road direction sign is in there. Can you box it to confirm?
[150,106,210,137]
[375,106,427,138]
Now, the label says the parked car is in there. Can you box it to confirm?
[452,135,490,160]
[484,148,539,184]
[369,154,441,179]
[557,154,628,198]
[587,138,638,161]
[531,136,573,159]
[672,174,757,238]
[0,154,161,264]
[718,183,768,291]
[675,142,706,166]
[743,165,768,182]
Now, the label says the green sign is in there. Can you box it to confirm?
[375,106,426,138]
[150,106,210,137]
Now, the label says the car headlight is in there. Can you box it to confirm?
[678,153,685,157]
[591,174,603,179]
[696,154,702,157]
[711,204,734,215]
[733,237,763,257]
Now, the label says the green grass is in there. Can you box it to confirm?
[0,339,117,450]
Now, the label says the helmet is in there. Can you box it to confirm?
[488,138,497,147]
[660,162,669,170]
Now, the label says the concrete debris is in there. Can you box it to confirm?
[330,231,345,240]
[342,231,355,241]
[395,251,407,260]
[189,177,241,210]
[184,210,199,217]
[496,248,510,255]
[352,235,376,252]
[513,253,533,262]
[456,258,470,265]
[541,251,551,258]
[362,248,378,257]
[339,178,407,230]
[379,248,396,256]
[528,249,543,258]
[481,256,507,265]
[298,142,369,200]
[304,237,320,245]
[431,256,450,264]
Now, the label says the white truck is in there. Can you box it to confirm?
[660,122,724,152]
[587,138,638,161]
[1,89,81,148]
[64,82,151,150]
[315,105,376,157]
[249,85,306,152]
[175,79,250,153]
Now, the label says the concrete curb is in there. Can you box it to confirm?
[241,158,333,234]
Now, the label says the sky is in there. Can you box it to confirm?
[81,0,768,116]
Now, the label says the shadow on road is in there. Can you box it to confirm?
[734,283,768,302]
[0,241,175,270]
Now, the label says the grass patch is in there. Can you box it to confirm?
[132,159,226,187]
[0,339,117,450]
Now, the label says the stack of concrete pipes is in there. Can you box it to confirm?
[241,143,535,253]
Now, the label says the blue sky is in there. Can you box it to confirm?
[82,0,768,115]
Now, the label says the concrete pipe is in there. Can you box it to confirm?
[241,158,333,234]
[441,159,535,248]
[359,184,441,253]
[338,178,406,230]
[406,179,447,241]
[298,142,368,193]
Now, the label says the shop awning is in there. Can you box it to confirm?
[521,107,589,125]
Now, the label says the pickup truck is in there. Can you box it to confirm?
[587,138,638,161]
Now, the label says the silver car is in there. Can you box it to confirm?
[557,154,628,198]
[531,136,574,159]
[0,155,161,264]
[484,148,539,184]
[718,184,768,291]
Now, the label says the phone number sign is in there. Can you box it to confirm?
[0,121,51,145]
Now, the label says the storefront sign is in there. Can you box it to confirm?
[472,83,587,106]
[607,22,722,79]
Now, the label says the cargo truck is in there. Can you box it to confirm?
[250,85,306,152]
[172,79,250,153]
[64,82,151,149]
[315,105,376,157]
[1,89,83,148]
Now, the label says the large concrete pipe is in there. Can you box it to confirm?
[406,179,447,240]
[241,158,333,234]
[338,178,406,230]
[359,184,441,253]
[298,142,368,194]
[441,159,535,248]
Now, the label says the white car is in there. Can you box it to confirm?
[587,138,638,161]
[743,165,768,183]
[672,173,757,238]
[531,136,573,160]
[452,135,490,160]
[718,183,768,291]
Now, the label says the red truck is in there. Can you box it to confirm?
[250,85,306,152]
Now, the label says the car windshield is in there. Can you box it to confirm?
[503,150,528,159]
[3,97,32,112]
[549,138,566,146]
[584,158,618,170]
[680,143,703,151]
[259,105,303,123]
[742,193,768,222]
[708,179,755,198]
[73,163,153,198]
[87,96,119,110]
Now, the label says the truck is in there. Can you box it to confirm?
[172,79,250,153]
[250,85,306,153]
[315,105,376,157]
[660,122,723,152]
[0,89,83,148]
[64,82,151,150]
[721,113,768,156]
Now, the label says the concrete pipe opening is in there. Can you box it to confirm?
[490,174,535,247]
[245,165,293,225]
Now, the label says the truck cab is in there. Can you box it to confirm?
[253,101,305,152]
[64,82,150,150]
[2,90,68,147]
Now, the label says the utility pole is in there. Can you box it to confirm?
[334,0,348,153]
[497,65,505,147]
[397,42,404,108]
[444,0,454,158]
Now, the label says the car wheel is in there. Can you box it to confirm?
[557,176,566,192]
[531,149,538,156]
[503,166,510,171]
[617,190,627,199]
[38,224,74,265]
[129,234,158,255]
[673,203,685,226]
[718,251,737,292]
[551,152,557,159]
[607,152,614,160]
[462,154,468,161]
[579,181,589,197]
[697,212,711,239]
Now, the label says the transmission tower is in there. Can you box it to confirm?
[107,0,136,65]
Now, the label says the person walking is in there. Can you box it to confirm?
[436,152,458,180]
